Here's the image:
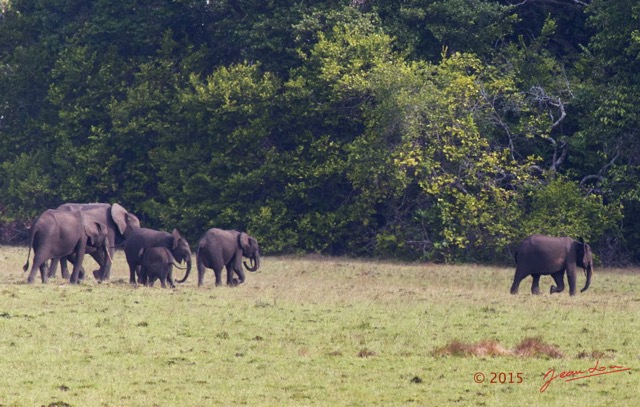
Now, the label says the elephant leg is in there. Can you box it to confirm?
[510,270,527,295]
[144,271,153,286]
[59,257,71,279]
[212,267,223,287]
[88,251,104,281]
[98,247,115,281]
[139,266,148,286]
[550,271,565,294]
[90,246,113,281]
[125,250,139,284]
[62,256,86,281]
[197,259,207,287]
[27,264,39,284]
[100,261,113,280]
[225,264,237,286]
[531,274,542,295]
[28,252,49,284]
[234,267,245,285]
[567,266,577,296]
[69,242,87,284]
[39,263,49,284]
[167,274,175,289]
[48,258,60,278]
[128,262,138,285]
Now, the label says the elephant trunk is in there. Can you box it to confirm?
[243,251,260,272]
[96,237,114,281]
[176,256,192,283]
[104,237,113,265]
[580,263,593,293]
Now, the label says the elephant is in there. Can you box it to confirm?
[53,242,112,281]
[49,203,141,281]
[23,209,111,284]
[178,228,260,287]
[123,228,191,285]
[139,247,178,288]
[510,234,593,296]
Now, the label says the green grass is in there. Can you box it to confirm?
[0,247,638,406]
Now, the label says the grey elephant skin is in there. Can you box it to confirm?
[123,228,191,285]
[139,247,178,288]
[50,203,141,281]
[23,209,110,284]
[178,228,260,287]
[511,234,593,296]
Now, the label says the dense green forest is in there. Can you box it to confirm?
[0,0,638,264]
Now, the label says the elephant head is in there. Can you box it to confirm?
[577,237,593,293]
[84,218,113,265]
[84,219,108,247]
[171,228,192,277]
[111,203,141,236]
[239,232,260,272]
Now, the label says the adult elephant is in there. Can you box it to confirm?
[123,228,191,285]
[510,234,593,296]
[23,209,111,284]
[178,228,260,287]
[51,203,141,281]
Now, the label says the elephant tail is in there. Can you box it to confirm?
[23,230,36,272]
[23,246,33,272]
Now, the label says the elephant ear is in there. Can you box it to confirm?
[85,221,106,246]
[238,232,250,253]
[581,240,592,266]
[576,237,588,268]
[172,229,182,250]
[111,203,129,235]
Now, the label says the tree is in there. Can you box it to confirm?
[572,0,640,262]
[152,62,279,242]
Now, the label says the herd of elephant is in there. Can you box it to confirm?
[22,203,260,288]
[22,203,593,296]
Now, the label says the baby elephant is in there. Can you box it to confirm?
[139,247,177,288]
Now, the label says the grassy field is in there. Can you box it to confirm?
[0,246,638,406]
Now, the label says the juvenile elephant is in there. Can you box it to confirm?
[50,203,141,281]
[178,228,260,287]
[511,234,593,296]
[123,228,191,285]
[139,247,177,288]
[23,209,111,284]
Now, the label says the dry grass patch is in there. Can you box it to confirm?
[433,336,564,359]
[576,349,616,359]
[513,336,565,358]
[432,339,512,357]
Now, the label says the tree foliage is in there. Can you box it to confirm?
[0,0,636,264]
